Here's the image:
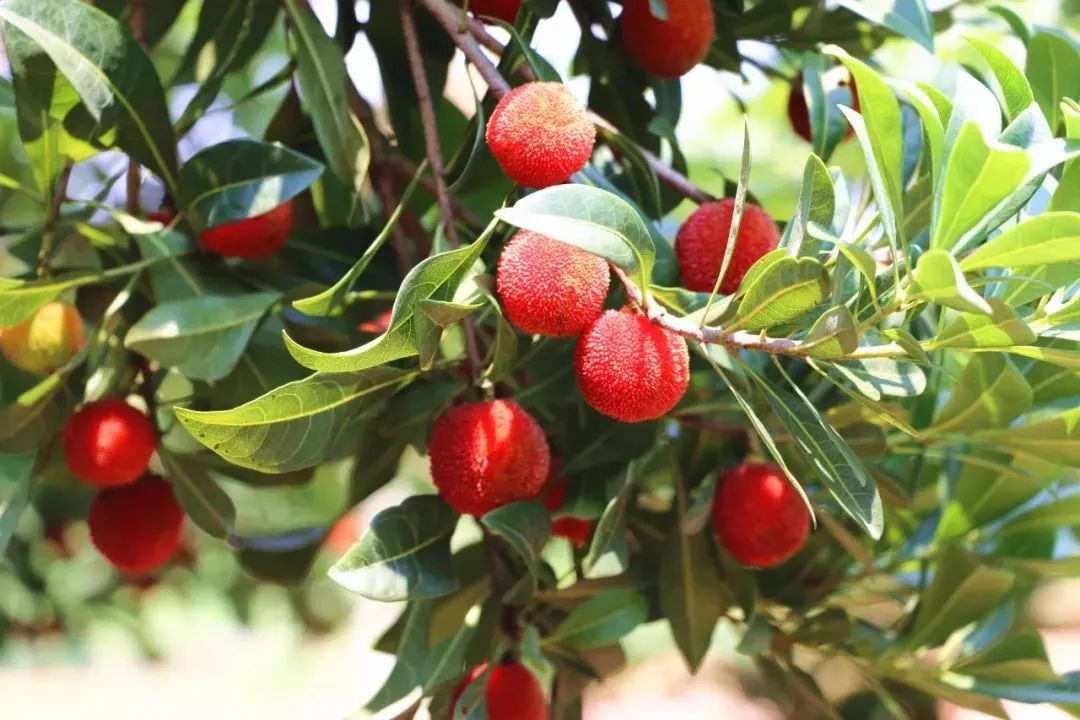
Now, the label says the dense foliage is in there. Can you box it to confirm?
[2,0,1080,718]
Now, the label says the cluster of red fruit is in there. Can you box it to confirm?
[62,399,184,575]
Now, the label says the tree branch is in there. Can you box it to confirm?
[37,162,73,278]
[414,0,512,97]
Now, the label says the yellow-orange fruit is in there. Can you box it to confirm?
[575,309,689,423]
[496,230,610,337]
[0,301,86,375]
[675,199,780,295]
[428,399,551,516]
[486,82,596,188]
[620,0,715,79]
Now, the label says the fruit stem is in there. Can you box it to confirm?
[37,162,73,279]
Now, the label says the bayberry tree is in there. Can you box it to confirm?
[2,0,1080,717]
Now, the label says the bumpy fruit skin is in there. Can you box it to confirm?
[711,462,810,568]
[543,477,593,547]
[788,72,860,143]
[63,398,157,489]
[452,662,546,720]
[486,82,595,188]
[675,199,780,295]
[575,309,689,423]
[200,201,293,259]
[429,399,551,516]
[88,475,184,574]
[0,301,86,375]
[620,0,715,79]
[468,0,520,23]
[496,231,610,337]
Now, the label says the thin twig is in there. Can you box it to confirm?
[37,163,73,278]
[415,0,512,96]
[126,0,149,216]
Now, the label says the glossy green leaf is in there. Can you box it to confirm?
[495,185,655,292]
[802,306,858,359]
[951,631,1056,683]
[912,249,993,315]
[835,0,934,50]
[329,495,460,601]
[783,154,834,257]
[175,367,412,473]
[1026,30,1080,133]
[583,467,635,579]
[930,301,1037,349]
[935,453,1048,542]
[660,527,727,673]
[125,293,279,382]
[909,547,1015,648]
[831,358,928,400]
[966,36,1034,122]
[548,589,648,649]
[179,140,324,230]
[960,212,1080,271]
[929,354,1032,434]
[481,501,550,599]
[160,451,237,540]
[0,0,179,191]
[978,406,1080,468]
[995,345,1080,370]
[729,256,829,332]
[0,358,80,451]
[285,0,370,194]
[998,494,1080,538]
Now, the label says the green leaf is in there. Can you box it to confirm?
[583,467,635,579]
[481,501,550,600]
[960,212,1080,271]
[728,256,829,332]
[951,631,1056,683]
[929,354,1032,434]
[912,249,993,315]
[284,0,370,194]
[329,495,460,601]
[0,361,79,451]
[802,306,858,359]
[0,0,179,192]
[660,528,727,673]
[930,122,1030,252]
[835,0,934,51]
[978,406,1080,468]
[418,300,484,328]
[909,547,1015,648]
[935,453,1049,542]
[0,273,94,328]
[830,358,927,400]
[285,226,493,372]
[495,185,655,293]
[783,154,835,257]
[747,366,884,539]
[1026,30,1080,133]
[159,451,236,540]
[965,36,1034,122]
[930,300,1037,349]
[999,494,1080,538]
[995,344,1080,370]
[0,453,35,555]
[125,293,279,382]
[179,140,324,230]
[175,367,412,473]
[548,589,648,649]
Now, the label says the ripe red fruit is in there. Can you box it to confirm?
[63,398,157,489]
[467,0,520,23]
[675,199,780,295]
[451,662,547,720]
[486,82,595,188]
[146,210,174,225]
[711,462,810,568]
[357,309,393,335]
[543,477,593,547]
[575,309,689,423]
[200,201,294,259]
[88,475,185,574]
[496,230,610,337]
[429,399,551,516]
[620,0,715,79]
[788,71,860,143]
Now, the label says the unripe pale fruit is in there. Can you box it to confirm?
[486,82,595,188]
[429,399,551,516]
[496,230,610,337]
[0,301,86,375]
[467,0,520,23]
[575,309,689,423]
[88,474,184,574]
[620,0,715,79]
[788,71,860,143]
[543,476,594,547]
[451,662,547,720]
[200,201,294,259]
[63,398,157,489]
[675,199,780,295]
[711,462,810,568]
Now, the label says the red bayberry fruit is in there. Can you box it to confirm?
[324,509,363,556]
[711,462,810,568]
[451,662,547,720]
[200,201,294,259]
[486,82,596,188]
[543,476,594,547]
[88,475,185,574]
[468,0,521,23]
[620,0,715,79]
[429,399,551,516]
[788,71,860,143]
[675,199,780,295]
[496,230,610,337]
[357,309,393,335]
[63,399,157,489]
[575,309,689,423]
